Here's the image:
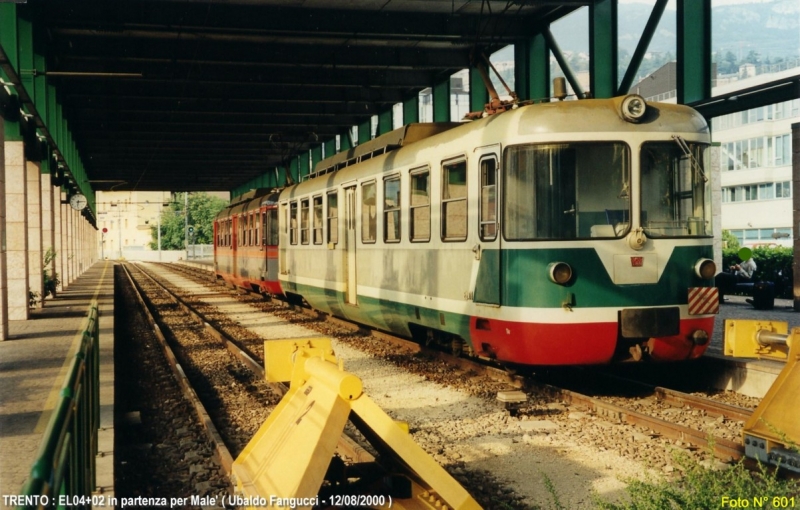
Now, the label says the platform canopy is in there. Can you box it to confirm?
[1,0,592,193]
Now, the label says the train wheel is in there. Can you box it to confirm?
[451,338,464,357]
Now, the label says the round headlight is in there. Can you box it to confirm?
[694,258,716,280]
[620,94,647,122]
[548,262,573,285]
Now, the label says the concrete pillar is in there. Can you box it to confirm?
[41,176,56,298]
[4,141,29,320]
[27,160,43,308]
[67,207,75,284]
[54,190,64,291]
[61,198,70,287]
[0,117,8,340]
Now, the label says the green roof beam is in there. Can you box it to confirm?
[403,96,419,125]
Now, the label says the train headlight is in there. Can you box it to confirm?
[548,262,573,285]
[694,258,716,280]
[620,94,647,122]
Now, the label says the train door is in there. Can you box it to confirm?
[473,148,501,305]
[267,208,279,282]
[345,185,357,305]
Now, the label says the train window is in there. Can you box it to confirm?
[479,157,498,241]
[255,212,261,246]
[409,168,430,242]
[641,141,711,237]
[361,181,377,243]
[327,191,339,245]
[267,209,279,246]
[301,199,310,245]
[442,159,467,241]
[289,202,298,245]
[313,196,323,245]
[384,176,401,243]
[503,143,630,240]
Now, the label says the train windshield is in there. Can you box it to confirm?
[641,140,711,238]
[503,142,630,240]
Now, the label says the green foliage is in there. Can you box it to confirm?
[149,192,228,250]
[43,247,60,297]
[721,230,740,252]
[593,450,800,510]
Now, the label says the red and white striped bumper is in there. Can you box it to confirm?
[688,287,719,315]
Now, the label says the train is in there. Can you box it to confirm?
[214,94,718,366]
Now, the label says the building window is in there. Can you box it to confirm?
[327,192,338,244]
[409,168,430,242]
[442,159,467,241]
[361,181,377,243]
[384,176,401,243]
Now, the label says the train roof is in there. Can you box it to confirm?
[215,188,280,221]
[283,96,709,197]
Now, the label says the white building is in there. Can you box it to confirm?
[95,191,172,259]
[711,64,799,248]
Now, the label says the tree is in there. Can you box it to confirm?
[149,192,228,250]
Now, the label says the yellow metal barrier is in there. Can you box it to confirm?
[724,320,800,473]
[233,338,482,510]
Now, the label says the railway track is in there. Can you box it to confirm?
[165,264,755,460]
[157,262,759,472]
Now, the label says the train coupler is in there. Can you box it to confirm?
[232,337,482,509]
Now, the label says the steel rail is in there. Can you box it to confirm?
[162,262,750,464]
[130,262,374,464]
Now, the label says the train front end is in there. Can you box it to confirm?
[470,96,717,365]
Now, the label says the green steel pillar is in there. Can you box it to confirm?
[677,0,712,104]
[403,96,419,124]
[358,120,371,145]
[378,109,392,135]
[324,138,336,157]
[311,145,323,172]
[470,67,489,113]
[340,128,353,151]
[590,0,618,99]
[1,4,22,141]
[288,157,300,185]
[433,78,450,122]
[298,150,311,180]
[515,33,549,102]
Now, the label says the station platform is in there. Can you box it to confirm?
[0,261,115,509]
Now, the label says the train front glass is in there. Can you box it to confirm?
[502,141,711,240]
[640,141,712,238]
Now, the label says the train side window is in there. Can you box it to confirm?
[410,168,430,242]
[384,176,401,243]
[289,202,298,245]
[480,157,498,241]
[442,158,468,241]
[327,191,339,245]
[313,196,323,245]
[255,212,261,246]
[362,181,377,243]
[268,209,279,246]
[301,199,310,245]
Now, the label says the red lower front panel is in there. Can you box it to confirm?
[469,315,715,365]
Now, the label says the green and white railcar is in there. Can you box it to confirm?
[277,95,717,365]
